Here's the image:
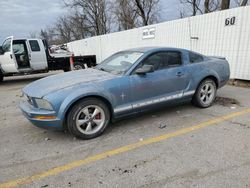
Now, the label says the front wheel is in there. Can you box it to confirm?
[0,72,3,83]
[67,98,110,139]
[192,79,217,108]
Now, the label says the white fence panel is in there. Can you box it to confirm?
[67,6,250,80]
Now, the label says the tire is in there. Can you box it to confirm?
[63,68,70,72]
[0,72,3,83]
[74,62,85,70]
[192,78,217,108]
[67,98,110,139]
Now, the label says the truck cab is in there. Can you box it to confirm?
[0,36,96,82]
[0,36,47,74]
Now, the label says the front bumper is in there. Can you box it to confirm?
[19,100,63,130]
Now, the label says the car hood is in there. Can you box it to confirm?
[23,69,117,98]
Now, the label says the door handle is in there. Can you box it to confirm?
[176,72,184,77]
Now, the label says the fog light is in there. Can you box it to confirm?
[34,116,56,120]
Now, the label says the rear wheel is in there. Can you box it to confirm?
[74,62,85,70]
[192,79,217,108]
[67,98,110,139]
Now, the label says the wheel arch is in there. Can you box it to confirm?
[198,75,219,89]
[62,95,114,129]
[192,75,218,108]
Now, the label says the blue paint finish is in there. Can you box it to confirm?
[19,47,230,130]
[19,101,62,130]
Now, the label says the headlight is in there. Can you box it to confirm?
[21,93,33,105]
[34,98,53,111]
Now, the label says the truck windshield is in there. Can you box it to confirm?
[2,38,11,53]
[96,51,143,75]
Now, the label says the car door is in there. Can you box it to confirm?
[27,39,47,70]
[0,36,18,73]
[130,51,189,110]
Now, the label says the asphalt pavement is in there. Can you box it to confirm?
[0,73,249,188]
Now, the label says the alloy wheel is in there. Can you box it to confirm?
[75,105,105,135]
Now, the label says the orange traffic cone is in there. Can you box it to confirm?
[70,54,74,71]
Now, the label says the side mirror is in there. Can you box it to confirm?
[0,46,4,55]
[135,65,154,74]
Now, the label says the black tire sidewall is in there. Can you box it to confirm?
[63,68,70,72]
[0,72,3,82]
[67,98,110,139]
[74,62,85,70]
[193,79,217,108]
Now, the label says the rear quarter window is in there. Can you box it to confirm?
[29,40,40,52]
[189,52,204,63]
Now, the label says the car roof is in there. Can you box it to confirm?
[123,46,189,53]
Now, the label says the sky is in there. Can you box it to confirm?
[0,0,180,43]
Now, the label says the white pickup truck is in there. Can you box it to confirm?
[0,36,96,82]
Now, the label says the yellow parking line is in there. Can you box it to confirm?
[1,108,250,188]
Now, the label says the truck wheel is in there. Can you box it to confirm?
[74,62,85,70]
[63,68,70,72]
[192,79,217,108]
[67,98,110,139]
[0,72,3,83]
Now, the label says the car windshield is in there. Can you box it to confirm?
[96,51,143,75]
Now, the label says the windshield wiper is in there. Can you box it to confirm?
[97,67,110,73]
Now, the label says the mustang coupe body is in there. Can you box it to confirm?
[20,47,230,139]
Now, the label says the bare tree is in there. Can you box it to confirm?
[221,0,231,9]
[204,0,220,13]
[51,11,90,44]
[180,0,203,16]
[204,0,210,13]
[115,0,139,30]
[29,31,38,38]
[236,0,249,5]
[40,29,51,42]
[65,0,111,36]
[180,0,233,16]
[38,27,64,45]
[134,0,160,26]
[54,15,74,43]
[241,0,249,5]
[67,11,90,39]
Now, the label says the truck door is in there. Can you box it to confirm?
[0,36,18,73]
[27,39,47,70]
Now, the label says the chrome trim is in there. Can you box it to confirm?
[114,105,133,113]
[132,92,183,109]
[183,90,195,96]
[114,90,195,114]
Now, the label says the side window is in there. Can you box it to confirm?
[166,51,182,67]
[2,38,11,52]
[189,52,204,63]
[142,52,167,71]
[29,40,40,52]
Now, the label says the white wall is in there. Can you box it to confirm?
[67,6,250,80]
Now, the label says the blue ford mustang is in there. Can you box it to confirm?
[20,47,230,139]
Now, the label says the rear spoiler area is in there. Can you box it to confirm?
[208,56,226,60]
